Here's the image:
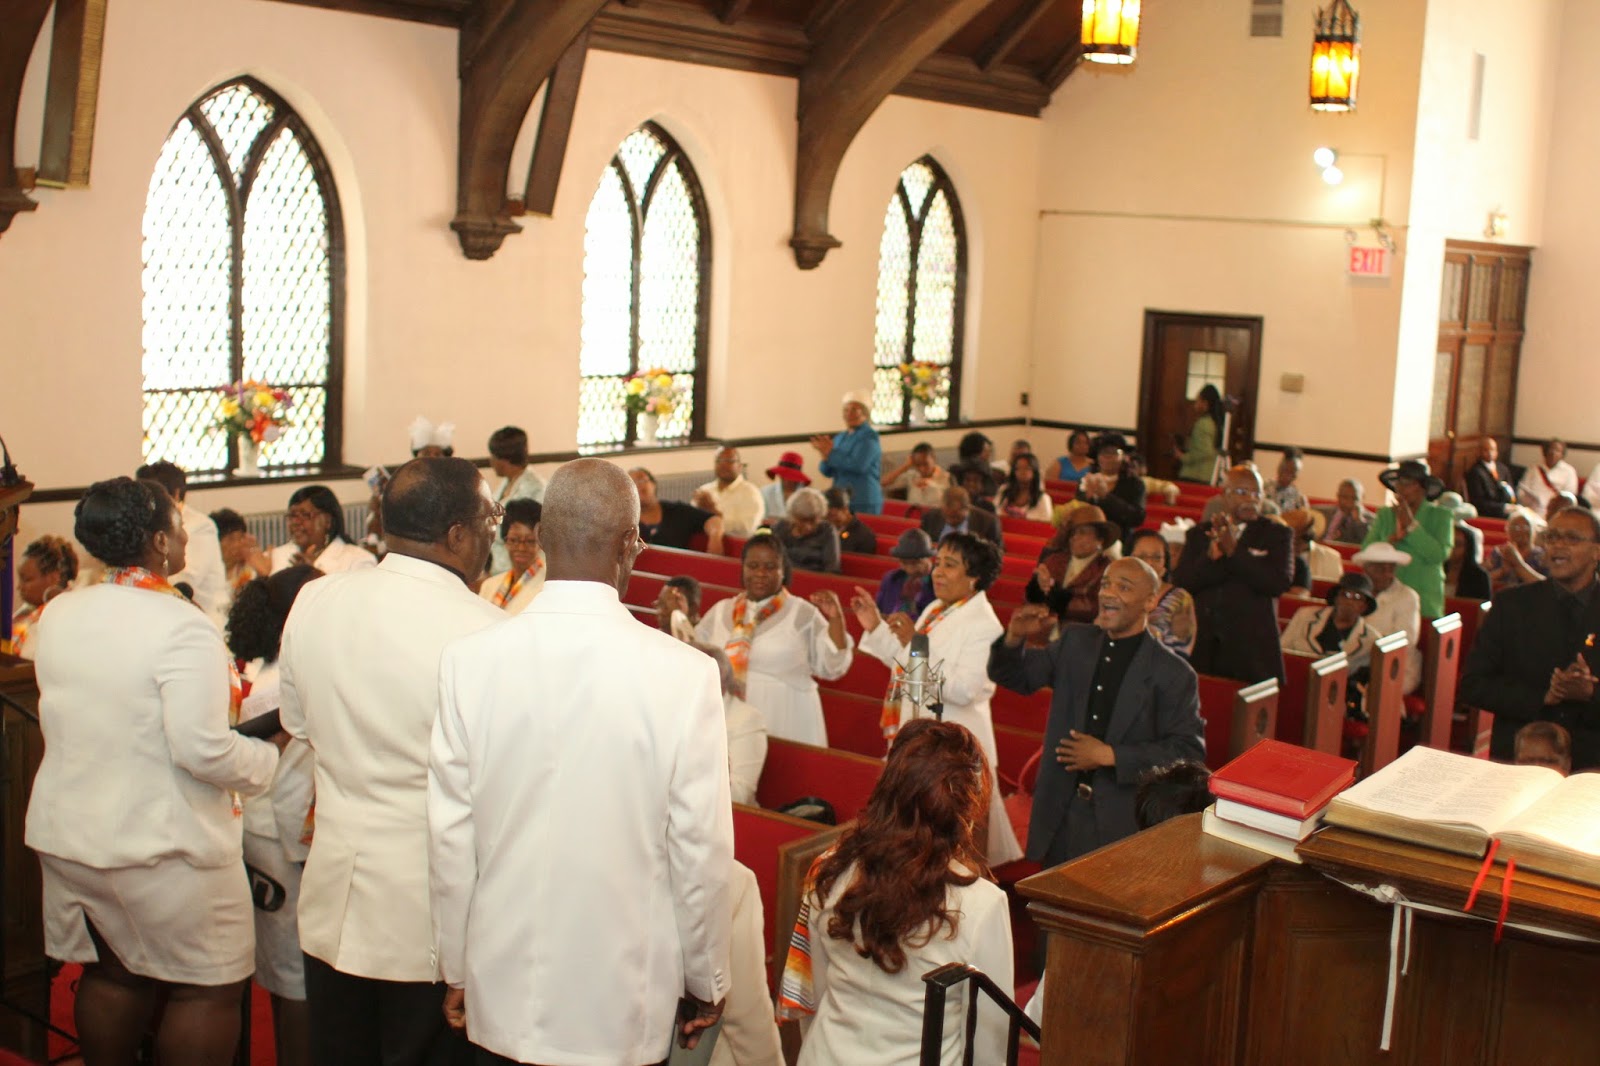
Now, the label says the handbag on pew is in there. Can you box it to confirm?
[774,796,836,826]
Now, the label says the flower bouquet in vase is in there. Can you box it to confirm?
[216,381,293,476]
[898,361,948,425]
[623,369,685,446]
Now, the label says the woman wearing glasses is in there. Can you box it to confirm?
[269,485,377,575]
[478,498,545,614]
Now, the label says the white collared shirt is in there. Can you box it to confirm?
[698,475,767,537]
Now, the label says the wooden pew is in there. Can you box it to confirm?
[1199,675,1278,768]
[1277,651,1349,754]
[1360,631,1409,775]
[756,739,883,823]
[732,804,844,992]
[1444,596,1489,664]
[1416,613,1463,752]
[991,684,1051,732]
[993,723,1045,793]
[819,689,887,759]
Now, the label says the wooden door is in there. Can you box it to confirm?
[1431,244,1530,486]
[1139,311,1264,480]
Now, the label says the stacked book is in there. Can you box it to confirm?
[1203,739,1358,862]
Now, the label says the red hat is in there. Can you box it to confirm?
[766,451,811,485]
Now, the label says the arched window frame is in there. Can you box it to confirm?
[578,121,712,450]
[141,76,346,478]
[871,156,968,429]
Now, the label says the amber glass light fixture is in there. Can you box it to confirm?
[1081,0,1140,66]
[1310,0,1361,111]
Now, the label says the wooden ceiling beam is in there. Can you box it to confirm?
[718,0,752,25]
[1042,40,1083,91]
[522,25,590,217]
[265,0,469,29]
[976,0,1053,73]
[452,0,607,259]
[790,0,991,269]
[0,0,53,239]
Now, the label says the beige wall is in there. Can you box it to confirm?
[3,0,1041,549]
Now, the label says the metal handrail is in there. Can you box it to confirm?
[919,962,1042,1066]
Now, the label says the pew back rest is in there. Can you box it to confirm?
[732,804,845,993]
[756,739,883,824]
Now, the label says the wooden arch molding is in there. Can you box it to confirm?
[0,0,54,238]
[790,0,990,270]
[451,0,607,259]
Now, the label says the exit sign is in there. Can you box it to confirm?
[1347,245,1391,278]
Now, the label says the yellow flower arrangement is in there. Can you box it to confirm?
[623,367,686,419]
[214,380,293,444]
[897,361,948,404]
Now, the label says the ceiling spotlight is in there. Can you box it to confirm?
[1322,165,1345,186]
[1313,147,1337,169]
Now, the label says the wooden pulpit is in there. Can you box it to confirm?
[0,656,46,1060]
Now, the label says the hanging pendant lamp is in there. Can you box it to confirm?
[1310,0,1361,111]
[1081,0,1141,66]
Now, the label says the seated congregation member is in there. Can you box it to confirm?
[656,574,704,643]
[695,445,766,537]
[1128,529,1196,659]
[1321,477,1375,545]
[1363,459,1454,619]
[1461,507,1600,770]
[1353,542,1423,694]
[478,498,545,614]
[811,391,883,515]
[26,477,282,1066]
[1488,507,1548,591]
[1175,465,1294,684]
[998,452,1053,521]
[1047,428,1096,484]
[270,485,376,575]
[1548,491,1581,522]
[1076,433,1147,535]
[1284,509,1343,595]
[955,463,999,512]
[1269,448,1307,513]
[1515,721,1573,775]
[1134,760,1213,827]
[880,442,950,509]
[10,535,77,660]
[716,861,786,1066]
[138,460,230,627]
[210,508,272,601]
[279,458,503,1065]
[1446,522,1493,601]
[1008,438,1033,464]
[487,426,545,574]
[851,533,1025,866]
[772,487,842,573]
[951,430,1005,479]
[408,415,455,458]
[696,534,852,745]
[227,565,323,1066]
[762,450,811,518]
[1174,385,1224,483]
[921,486,1003,551]
[989,558,1206,864]
[825,487,878,556]
[1027,507,1118,625]
[1129,452,1180,505]
[696,644,768,808]
[1281,572,1382,670]
[781,720,1013,1065]
[1465,437,1516,519]
[1517,437,1578,513]
[874,529,938,620]
[1585,458,1600,512]
[632,466,726,554]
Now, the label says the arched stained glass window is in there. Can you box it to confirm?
[871,157,966,427]
[579,122,710,448]
[141,77,343,475]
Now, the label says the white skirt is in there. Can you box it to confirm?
[243,831,307,1000]
[40,853,255,986]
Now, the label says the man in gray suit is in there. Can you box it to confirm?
[920,485,1004,551]
[988,557,1205,866]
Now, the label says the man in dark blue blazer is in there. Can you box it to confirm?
[989,557,1205,866]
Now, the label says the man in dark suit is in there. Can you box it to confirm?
[1463,437,1517,519]
[1461,507,1600,769]
[920,485,1004,551]
[1174,464,1294,684]
[989,557,1205,865]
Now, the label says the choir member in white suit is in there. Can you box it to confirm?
[26,478,282,1063]
[138,461,231,628]
[268,485,377,576]
[476,498,546,615]
[851,531,1024,867]
[430,459,732,1066]
[696,534,853,746]
[278,458,504,1066]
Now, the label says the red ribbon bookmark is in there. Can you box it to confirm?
[1464,839,1500,913]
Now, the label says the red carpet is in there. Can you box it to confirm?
[47,964,277,1065]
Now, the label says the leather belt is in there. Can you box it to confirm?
[1076,782,1094,801]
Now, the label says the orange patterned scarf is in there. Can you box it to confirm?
[724,592,786,689]
[492,558,543,609]
[880,598,968,740]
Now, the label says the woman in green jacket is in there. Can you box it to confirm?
[1176,384,1224,482]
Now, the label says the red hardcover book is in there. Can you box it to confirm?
[1208,739,1357,819]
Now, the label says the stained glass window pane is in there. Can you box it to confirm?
[637,162,700,379]
[198,82,276,184]
[901,162,934,219]
[581,165,634,378]
[617,127,666,206]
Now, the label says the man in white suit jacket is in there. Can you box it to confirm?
[280,458,505,1066]
[431,459,732,1066]
[137,461,230,628]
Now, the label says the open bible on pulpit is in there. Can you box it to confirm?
[1322,745,1600,887]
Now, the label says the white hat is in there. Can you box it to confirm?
[841,390,872,410]
[1352,541,1412,567]
[1159,517,1194,544]
[408,416,455,452]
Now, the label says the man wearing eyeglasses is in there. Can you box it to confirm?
[279,457,504,1066]
[1463,507,1600,771]
[1173,464,1294,684]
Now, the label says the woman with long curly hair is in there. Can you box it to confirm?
[783,719,1013,1065]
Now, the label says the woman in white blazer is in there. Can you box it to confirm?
[696,534,853,745]
[477,498,545,614]
[786,720,1013,1066]
[26,478,281,1064]
[1280,571,1382,672]
[852,532,1024,866]
[268,484,376,576]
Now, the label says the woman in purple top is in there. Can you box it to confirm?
[873,529,937,619]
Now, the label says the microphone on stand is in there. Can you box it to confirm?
[906,631,929,710]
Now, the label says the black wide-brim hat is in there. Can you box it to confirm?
[1326,571,1379,615]
[1379,459,1444,500]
